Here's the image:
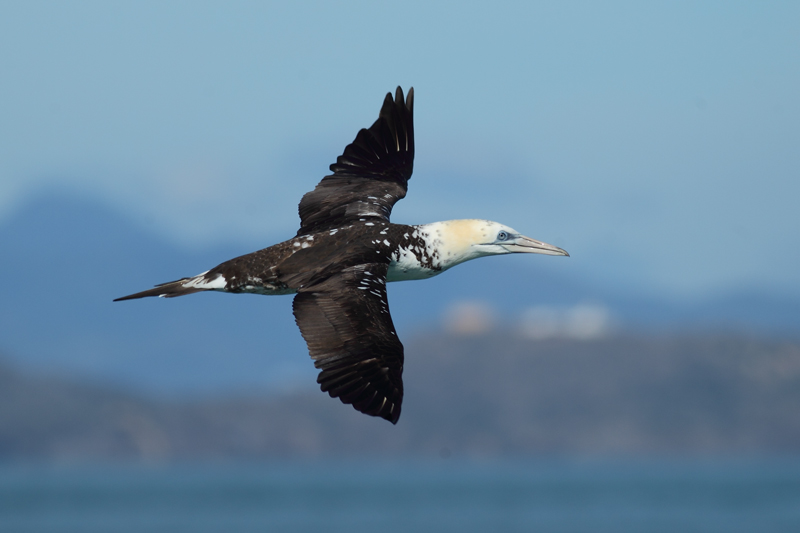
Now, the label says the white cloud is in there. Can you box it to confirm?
[518,304,613,340]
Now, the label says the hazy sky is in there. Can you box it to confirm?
[1,1,798,298]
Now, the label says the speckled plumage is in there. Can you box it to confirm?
[116,87,568,424]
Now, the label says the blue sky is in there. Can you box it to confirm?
[1,1,799,299]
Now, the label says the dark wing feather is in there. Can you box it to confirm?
[297,86,414,236]
[292,263,404,423]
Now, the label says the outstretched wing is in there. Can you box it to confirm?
[292,263,404,423]
[297,86,414,236]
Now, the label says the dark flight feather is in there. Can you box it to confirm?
[297,86,414,236]
[292,263,404,423]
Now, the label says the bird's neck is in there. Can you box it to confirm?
[413,219,495,269]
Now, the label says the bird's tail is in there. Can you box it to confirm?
[114,271,225,301]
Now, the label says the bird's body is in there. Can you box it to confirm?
[116,88,568,423]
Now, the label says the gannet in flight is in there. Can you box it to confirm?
[116,87,568,423]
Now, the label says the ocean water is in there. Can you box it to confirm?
[1,459,799,533]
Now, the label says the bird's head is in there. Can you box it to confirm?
[423,219,569,270]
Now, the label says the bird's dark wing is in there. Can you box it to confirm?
[297,86,414,236]
[292,263,404,423]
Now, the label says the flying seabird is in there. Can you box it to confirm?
[115,87,568,424]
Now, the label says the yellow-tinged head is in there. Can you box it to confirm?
[418,219,569,271]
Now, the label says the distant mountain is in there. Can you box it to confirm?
[0,193,797,395]
[0,193,314,394]
[2,333,799,461]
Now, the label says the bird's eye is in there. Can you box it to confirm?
[497,231,509,241]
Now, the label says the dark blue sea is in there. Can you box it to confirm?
[2,459,799,532]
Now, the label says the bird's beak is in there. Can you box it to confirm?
[504,235,569,256]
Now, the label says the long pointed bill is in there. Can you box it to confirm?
[503,235,569,256]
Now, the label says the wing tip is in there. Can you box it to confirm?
[394,86,413,113]
[391,86,413,106]
[384,404,401,424]
[355,395,402,424]
[389,85,414,115]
